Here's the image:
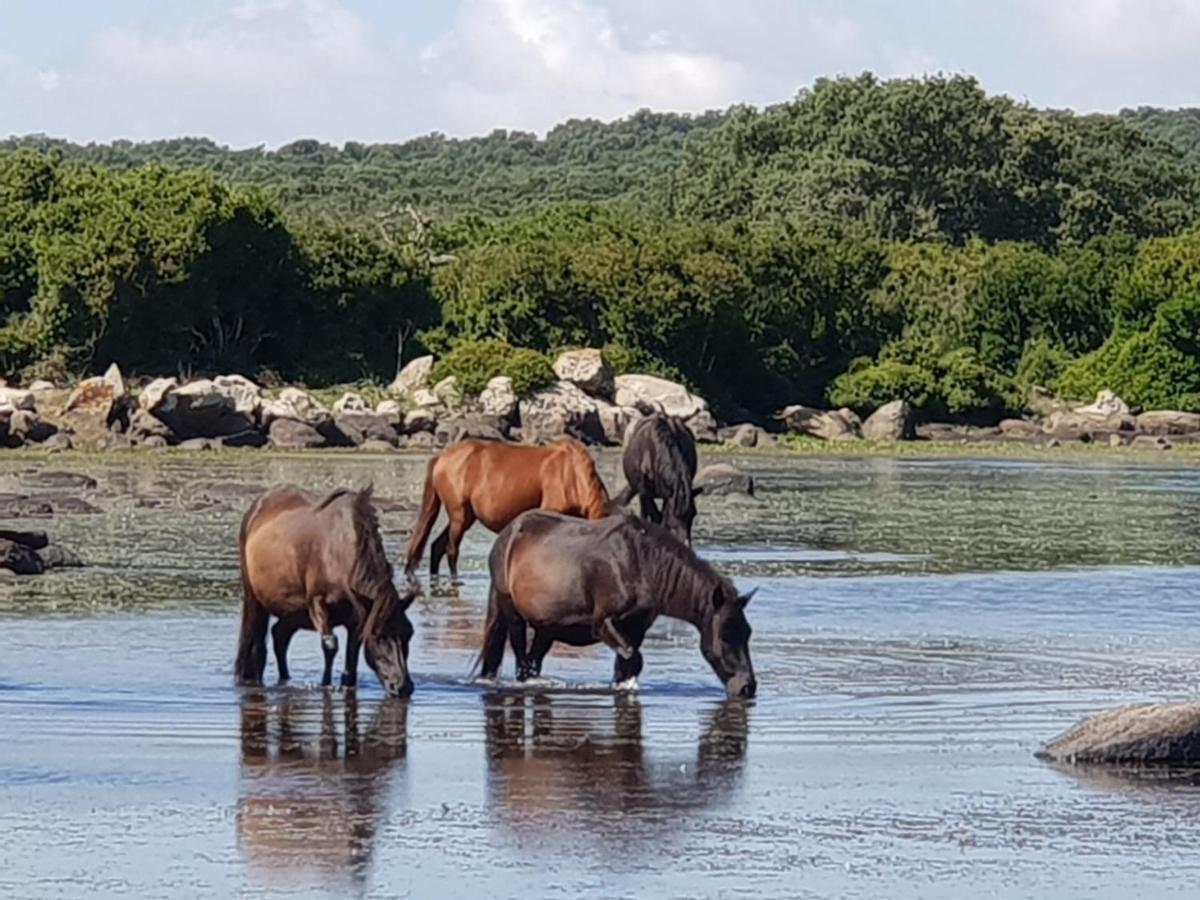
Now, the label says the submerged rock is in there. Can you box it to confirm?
[694,463,755,497]
[1038,703,1200,766]
[0,538,45,574]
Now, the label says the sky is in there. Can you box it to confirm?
[2,0,1200,148]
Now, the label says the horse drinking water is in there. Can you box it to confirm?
[237,486,414,696]
[403,437,612,579]
[477,510,757,699]
[615,414,700,544]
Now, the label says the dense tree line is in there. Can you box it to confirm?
[4,74,1200,419]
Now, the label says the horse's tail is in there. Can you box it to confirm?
[473,582,508,679]
[235,496,268,683]
[403,458,442,575]
[613,484,635,507]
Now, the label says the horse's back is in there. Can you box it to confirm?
[624,414,697,487]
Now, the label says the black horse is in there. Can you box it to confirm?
[615,414,700,544]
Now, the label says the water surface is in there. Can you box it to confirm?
[2,451,1200,898]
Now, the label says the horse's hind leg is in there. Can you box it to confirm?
[524,630,554,680]
[508,617,531,680]
[429,525,450,577]
[271,617,301,684]
[446,509,475,581]
[236,596,270,685]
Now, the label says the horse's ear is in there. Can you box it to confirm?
[692,483,705,497]
[739,588,757,609]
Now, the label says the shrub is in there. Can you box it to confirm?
[827,360,936,412]
[431,339,555,397]
[935,348,1019,418]
[1014,337,1072,392]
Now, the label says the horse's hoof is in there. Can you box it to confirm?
[614,677,640,692]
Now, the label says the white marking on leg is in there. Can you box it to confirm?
[614,677,640,692]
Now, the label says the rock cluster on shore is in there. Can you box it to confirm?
[4,355,1198,453]
[0,351,775,452]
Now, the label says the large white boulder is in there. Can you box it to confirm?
[553,349,615,400]
[778,405,863,441]
[479,376,518,420]
[390,355,435,396]
[613,374,708,420]
[261,387,332,430]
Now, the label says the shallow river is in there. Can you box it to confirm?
[3,450,1200,899]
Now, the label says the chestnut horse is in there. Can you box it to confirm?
[477,510,757,699]
[403,437,612,579]
[237,485,414,696]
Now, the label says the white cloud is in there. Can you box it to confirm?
[9,0,1197,147]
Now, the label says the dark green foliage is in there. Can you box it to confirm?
[431,339,554,397]
[6,74,1200,415]
[828,360,936,411]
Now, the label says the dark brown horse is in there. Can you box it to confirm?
[477,510,756,698]
[237,485,414,696]
[615,414,700,544]
[403,437,612,579]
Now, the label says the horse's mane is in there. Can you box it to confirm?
[637,519,730,623]
[321,485,409,640]
[637,415,697,521]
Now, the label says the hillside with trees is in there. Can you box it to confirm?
[4,74,1200,420]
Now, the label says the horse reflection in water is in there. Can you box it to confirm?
[236,690,409,890]
[482,693,748,843]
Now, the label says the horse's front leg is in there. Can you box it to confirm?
[310,597,338,688]
[593,613,636,660]
[341,625,362,689]
[611,613,652,690]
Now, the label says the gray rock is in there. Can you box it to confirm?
[141,435,169,450]
[267,418,327,449]
[437,415,507,445]
[333,392,369,415]
[694,463,755,497]
[28,379,55,393]
[778,405,862,441]
[0,538,45,574]
[40,433,73,452]
[613,374,707,419]
[219,429,268,449]
[598,404,640,446]
[407,431,436,451]
[139,377,179,415]
[553,349,615,400]
[159,379,255,438]
[686,410,720,443]
[38,544,83,569]
[1131,434,1173,450]
[177,437,218,451]
[359,439,397,453]
[0,386,36,412]
[403,408,438,435]
[862,400,915,441]
[1135,410,1200,436]
[1038,702,1200,765]
[999,418,1040,439]
[333,413,399,447]
[479,376,519,421]
[0,495,53,517]
[0,529,48,548]
[261,387,331,430]
[129,408,173,443]
[8,410,57,445]
[211,374,263,418]
[375,399,403,423]
[519,381,606,444]
[389,355,435,396]
[433,376,462,408]
[722,423,772,448]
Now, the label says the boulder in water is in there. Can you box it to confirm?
[1038,702,1200,766]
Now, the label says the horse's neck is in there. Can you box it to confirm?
[648,552,710,628]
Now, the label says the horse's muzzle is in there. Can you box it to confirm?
[727,674,757,700]
[387,677,415,698]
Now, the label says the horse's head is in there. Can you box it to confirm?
[700,583,756,699]
[364,586,416,697]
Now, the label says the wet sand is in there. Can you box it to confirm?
[3,452,1200,898]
